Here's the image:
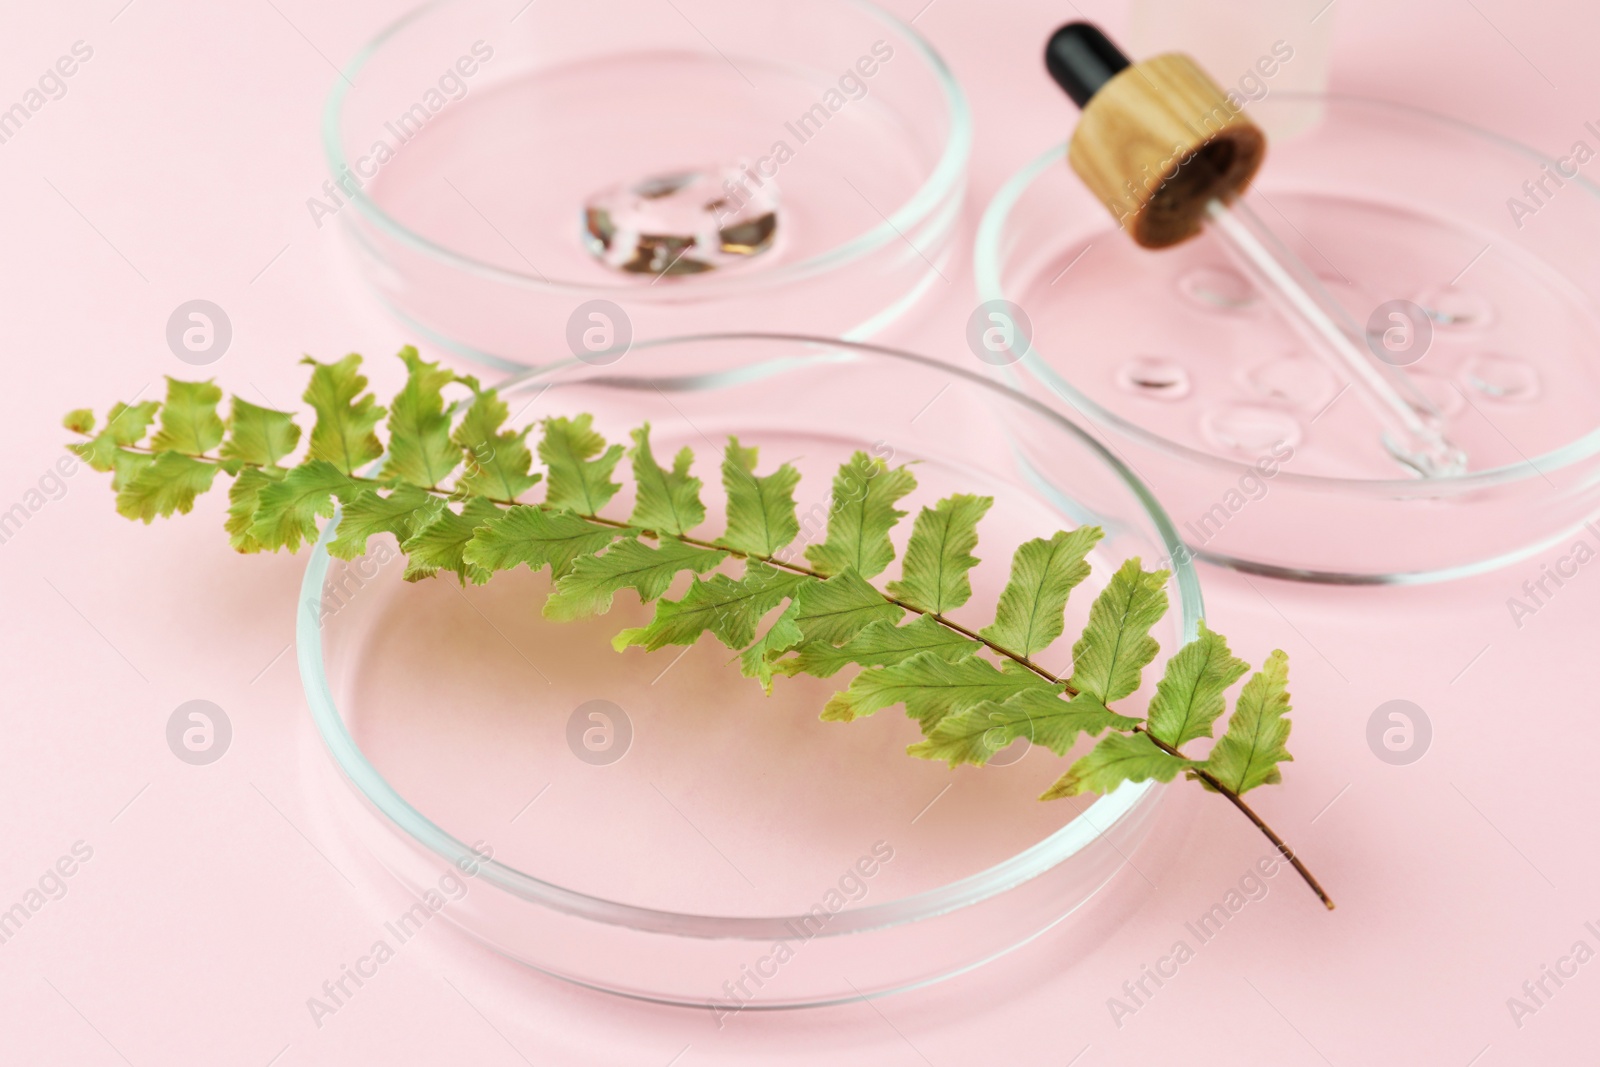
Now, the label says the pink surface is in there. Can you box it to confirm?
[3,0,1596,1063]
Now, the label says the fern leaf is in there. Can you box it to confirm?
[980,527,1102,657]
[220,397,301,468]
[628,424,706,536]
[1067,558,1169,704]
[613,563,807,652]
[226,467,284,553]
[909,689,1139,767]
[400,497,500,584]
[1039,731,1195,800]
[544,537,727,621]
[743,569,903,691]
[717,438,801,557]
[777,614,980,678]
[790,568,903,645]
[115,453,219,522]
[249,459,358,552]
[382,347,460,489]
[1202,650,1293,794]
[739,603,805,693]
[885,494,993,614]
[1145,621,1250,749]
[821,650,1055,728]
[539,415,624,514]
[69,400,162,472]
[327,485,448,561]
[301,355,385,475]
[804,452,917,579]
[108,450,154,494]
[451,384,539,502]
[148,378,225,455]
[463,504,619,579]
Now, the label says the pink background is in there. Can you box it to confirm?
[3,0,1596,1063]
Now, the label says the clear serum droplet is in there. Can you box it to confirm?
[582,162,779,277]
[1200,403,1304,455]
[1116,355,1191,400]
[1244,353,1338,411]
[1415,284,1494,331]
[1410,370,1467,418]
[1177,266,1255,311]
[1462,352,1539,402]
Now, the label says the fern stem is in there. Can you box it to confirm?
[1138,728,1334,910]
[102,436,1331,909]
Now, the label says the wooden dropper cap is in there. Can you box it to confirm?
[1047,22,1266,249]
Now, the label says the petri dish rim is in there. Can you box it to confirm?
[975,91,1600,498]
[296,333,1204,943]
[321,0,973,295]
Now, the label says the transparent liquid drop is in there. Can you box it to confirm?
[1463,352,1539,401]
[1410,370,1466,418]
[583,162,779,276]
[1116,356,1191,400]
[1244,353,1339,411]
[1200,403,1303,455]
[1178,266,1255,311]
[1416,284,1494,330]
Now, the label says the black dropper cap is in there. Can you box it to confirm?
[1045,22,1130,109]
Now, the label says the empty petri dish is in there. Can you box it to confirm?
[322,0,970,370]
[977,94,1600,583]
[297,335,1200,1007]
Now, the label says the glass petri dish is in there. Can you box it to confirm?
[323,0,970,370]
[977,94,1600,583]
[296,334,1202,1008]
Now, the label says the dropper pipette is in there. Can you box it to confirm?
[1044,22,1467,477]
